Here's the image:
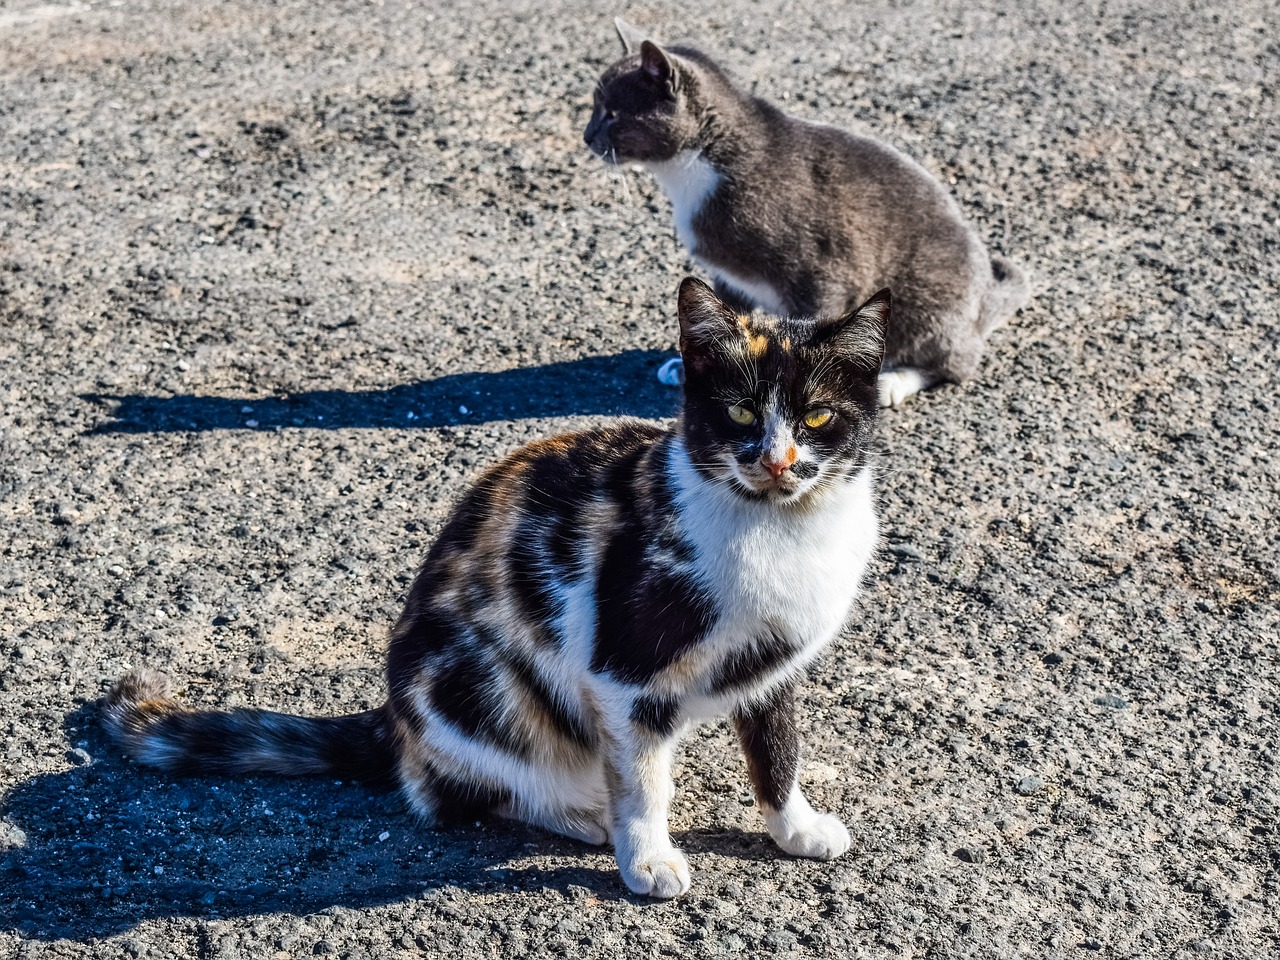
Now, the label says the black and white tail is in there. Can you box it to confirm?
[979,255,1031,335]
[102,669,397,783]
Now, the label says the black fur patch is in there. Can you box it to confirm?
[709,633,798,695]
[499,647,595,749]
[630,695,680,737]
[734,685,800,811]
[507,515,564,649]
[428,646,527,758]
[592,437,717,684]
[593,559,716,684]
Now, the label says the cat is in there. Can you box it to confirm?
[103,278,889,899]
[586,18,1030,407]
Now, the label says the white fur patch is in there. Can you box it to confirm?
[667,439,879,715]
[656,356,685,387]
[643,150,720,254]
[763,785,851,860]
[878,368,928,408]
[710,267,787,317]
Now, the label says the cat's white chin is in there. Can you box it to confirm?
[726,464,816,502]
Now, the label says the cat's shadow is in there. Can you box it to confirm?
[0,703,781,941]
[82,349,678,434]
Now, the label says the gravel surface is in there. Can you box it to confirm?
[2,0,1277,956]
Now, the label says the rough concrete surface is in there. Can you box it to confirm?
[1,0,1277,956]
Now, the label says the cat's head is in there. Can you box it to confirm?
[676,278,888,505]
[583,20,705,164]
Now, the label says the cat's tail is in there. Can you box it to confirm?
[102,668,398,783]
[978,255,1031,335]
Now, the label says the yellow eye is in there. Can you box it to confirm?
[803,408,834,429]
[727,403,757,426]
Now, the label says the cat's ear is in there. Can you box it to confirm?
[640,40,679,93]
[827,289,890,371]
[678,277,739,369]
[614,16,649,55]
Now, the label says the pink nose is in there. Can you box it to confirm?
[761,448,796,479]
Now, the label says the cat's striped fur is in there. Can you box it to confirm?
[104,278,889,898]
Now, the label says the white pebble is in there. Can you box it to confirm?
[378,831,390,842]
[458,405,469,415]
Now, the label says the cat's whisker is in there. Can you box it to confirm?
[609,148,633,207]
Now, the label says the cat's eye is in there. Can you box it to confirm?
[802,408,834,429]
[727,403,756,426]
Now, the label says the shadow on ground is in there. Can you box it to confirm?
[0,703,781,942]
[83,349,679,433]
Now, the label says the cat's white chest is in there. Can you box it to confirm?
[643,151,786,316]
[672,450,879,652]
[643,150,720,255]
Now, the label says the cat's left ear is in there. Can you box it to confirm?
[827,289,890,372]
[614,17,649,55]
[678,277,739,372]
[640,40,680,93]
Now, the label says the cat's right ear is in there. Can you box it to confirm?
[829,289,891,372]
[639,40,679,93]
[678,277,738,372]
[614,16,649,55]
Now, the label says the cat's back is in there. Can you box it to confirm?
[390,419,666,645]
[420,419,664,567]
[766,106,961,218]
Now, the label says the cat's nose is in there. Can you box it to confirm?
[761,448,796,479]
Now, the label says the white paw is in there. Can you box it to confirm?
[772,812,851,861]
[619,848,691,898]
[877,368,927,408]
[657,357,685,387]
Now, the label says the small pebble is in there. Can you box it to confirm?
[1094,693,1129,709]
[1016,775,1044,796]
[378,831,390,841]
[955,846,986,864]
[66,747,93,766]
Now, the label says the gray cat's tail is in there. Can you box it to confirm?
[102,668,397,783]
[979,255,1031,335]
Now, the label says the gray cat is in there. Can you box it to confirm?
[586,19,1030,406]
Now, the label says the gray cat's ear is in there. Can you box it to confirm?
[640,39,679,93]
[614,16,649,55]
[830,289,890,370]
[678,277,737,356]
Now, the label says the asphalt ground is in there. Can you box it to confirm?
[1,0,1277,956]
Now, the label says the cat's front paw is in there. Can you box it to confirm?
[769,811,851,861]
[656,357,685,387]
[618,848,691,898]
[877,368,927,408]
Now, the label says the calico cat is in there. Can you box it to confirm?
[587,19,1030,407]
[103,278,888,899]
